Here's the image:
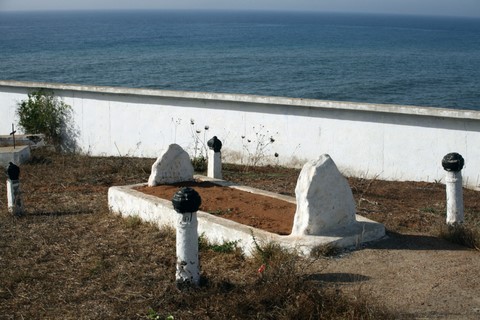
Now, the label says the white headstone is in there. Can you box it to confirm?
[291,154,356,236]
[148,144,194,186]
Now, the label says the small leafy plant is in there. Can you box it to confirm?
[209,240,239,253]
[147,309,174,320]
[198,233,239,253]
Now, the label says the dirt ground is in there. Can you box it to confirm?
[140,167,480,319]
[1,152,480,319]
[223,166,480,319]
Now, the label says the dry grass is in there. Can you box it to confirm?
[438,224,480,251]
[0,149,394,319]
[2,149,480,318]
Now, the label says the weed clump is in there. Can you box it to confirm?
[310,243,342,258]
[191,155,207,172]
[439,224,480,251]
[231,239,392,319]
[199,234,240,254]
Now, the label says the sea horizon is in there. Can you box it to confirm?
[1,10,479,110]
[3,8,480,18]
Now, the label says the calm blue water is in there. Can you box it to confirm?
[1,10,480,109]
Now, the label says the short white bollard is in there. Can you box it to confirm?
[207,136,222,179]
[172,187,202,288]
[207,149,222,179]
[6,162,23,216]
[442,153,465,225]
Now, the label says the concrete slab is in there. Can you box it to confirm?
[0,145,30,167]
[108,175,385,256]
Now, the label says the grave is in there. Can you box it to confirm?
[0,145,30,168]
[109,145,385,256]
[0,125,44,167]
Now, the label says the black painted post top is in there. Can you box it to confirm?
[207,136,222,153]
[442,153,465,172]
[172,187,202,214]
[6,162,20,180]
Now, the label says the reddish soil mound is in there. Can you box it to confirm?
[136,181,296,235]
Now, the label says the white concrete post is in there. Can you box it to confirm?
[207,136,222,179]
[7,179,23,215]
[6,162,23,216]
[172,187,202,288]
[207,149,222,179]
[442,153,464,225]
[175,211,200,286]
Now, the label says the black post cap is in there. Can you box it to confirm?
[6,162,20,180]
[442,153,464,172]
[207,136,222,153]
[172,187,202,213]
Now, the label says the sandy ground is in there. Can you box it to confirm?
[139,177,480,319]
[318,233,480,319]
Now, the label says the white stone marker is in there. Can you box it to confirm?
[7,179,23,215]
[148,144,194,186]
[291,154,356,236]
[207,136,222,179]
[6,162,23,216]
[442,153,465,225]
[172,187,202,288]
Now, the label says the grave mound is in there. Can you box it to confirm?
[136,180,296,235]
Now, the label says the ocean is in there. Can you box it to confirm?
[1,10,479,110]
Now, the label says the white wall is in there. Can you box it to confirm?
[2,80,480,188]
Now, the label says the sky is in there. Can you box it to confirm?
[0,0,479,18]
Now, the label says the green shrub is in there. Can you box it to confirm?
[191,155,207,172]
[16,89,73,150]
